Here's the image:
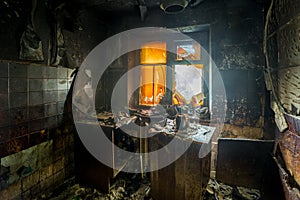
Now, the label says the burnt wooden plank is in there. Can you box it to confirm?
[279,130,300,187]
[261,155,285,200]
[216,138,274,189]
[275,156,300,200]
[285,113,300,134]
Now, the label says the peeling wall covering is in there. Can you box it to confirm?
[266,0,300,116]
[0,0,51,63]
[0,0,106,68]
[266,0,300,196]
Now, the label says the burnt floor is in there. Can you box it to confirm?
[38,173,261,200]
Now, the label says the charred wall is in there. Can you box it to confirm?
[0,0,269,197]
[92,0,266,179]
[0,1,267,138]
[266,0,300,197]
[0,0,97,198]
[95,0,266,139]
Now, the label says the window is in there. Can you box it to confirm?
[137,31,208,108]
[176,42,201,61]
[173,41,204,106]
[139,42,167,106]
[140,65,166,106]
[173,64,203,106]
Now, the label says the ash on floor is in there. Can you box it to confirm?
[38,174,261,200]
[203,179,261,200]
[39,173,151,200]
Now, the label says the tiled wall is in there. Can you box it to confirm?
[0,62,74,157]
[0,61,75,199]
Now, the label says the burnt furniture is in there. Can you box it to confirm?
[149,131,212,200]
[216,138,285,199]
[74,113,214,199]
[216,138,274,189]
[74,123,130,193]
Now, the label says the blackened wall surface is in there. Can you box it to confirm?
[95,0,265,131]
[0,0,51,62]
[63,9,110,68]
[0,0,112,198]
[0,1,110,197]
[0,0,266,131]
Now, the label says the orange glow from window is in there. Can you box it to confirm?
[141,42,167,64]
[139,42,167,106]
[140,65,166,106]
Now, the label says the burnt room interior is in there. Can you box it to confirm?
[0,0,300,199]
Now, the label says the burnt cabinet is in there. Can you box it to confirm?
[74,123,130,193]
[75,120,212,199]
[149,133,211,200]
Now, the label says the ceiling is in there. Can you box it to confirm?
[73,0,161,11]
[0,0,266,26]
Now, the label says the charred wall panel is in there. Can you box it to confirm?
[279,129,300,187]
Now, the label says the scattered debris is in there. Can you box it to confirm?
[40,173,152,200]
[204,179,261,200]
[39,176,262,200]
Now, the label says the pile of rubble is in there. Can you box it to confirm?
[204,179,261,200]
[38,175,261,200]
[40,173,151,200]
